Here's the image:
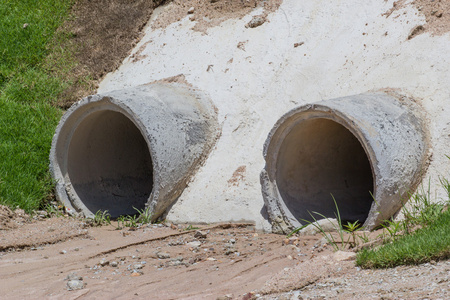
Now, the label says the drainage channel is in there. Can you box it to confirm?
[50,83,218,220]
[261,92,429,233]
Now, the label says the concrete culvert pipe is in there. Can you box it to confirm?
[50,83,218,220]
[261,92,429,234]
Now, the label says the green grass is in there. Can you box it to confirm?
[0,0,73,211]
[356,208,450,268]
[356,177,450,268]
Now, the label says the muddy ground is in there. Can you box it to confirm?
[0,207,449,299]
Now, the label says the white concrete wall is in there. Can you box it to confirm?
[99,0,450,230]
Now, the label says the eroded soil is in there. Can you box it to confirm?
[386,0,450,38]
[0,209,449,299]
[0,214,332,299]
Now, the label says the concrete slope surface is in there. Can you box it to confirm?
[97,0,450,230]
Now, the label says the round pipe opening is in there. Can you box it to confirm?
[262,93,428,233]
[51,83,219,220]
[67,110,153,217]
[276,118,374,225]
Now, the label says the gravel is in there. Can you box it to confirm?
[261,260,450,299]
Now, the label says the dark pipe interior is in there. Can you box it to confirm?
[67,110,153,217]
[276,118,373,224]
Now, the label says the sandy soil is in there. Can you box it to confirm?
[151,0,282,33]
[386,0,450,38]
[1,207,449,299]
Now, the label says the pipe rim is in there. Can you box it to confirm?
[52,96,157,217]
[263,104,380,230]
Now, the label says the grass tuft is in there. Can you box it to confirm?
[357,175,450,268]
[357,208,450,268]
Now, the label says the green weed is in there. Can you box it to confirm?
[117,215,139,229]
[87,210,111,227]
[343,220,361,248]
[290,195,355,251]
[380,219,403,242]
[402,179,445,227]
[184,224,201,231]
[43,201,64,217]
[134,206,152,224]
[116,207,153,229]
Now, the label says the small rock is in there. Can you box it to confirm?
[133,263,144,269]
[246,15,266,28]
[187,7,195,14]
[168,239,185,246]
[110,261,118,268]
[242,292,256,300]
[315,237,329,247]
[156,252,171,259]
[216,295,233,300]
[66,273,82,281]
[294,42,305,47]
[60,250,67,255]
[186,241,202,248]
[194,230,208,239]
[188,258,197,265]
[66,273,84,291]
[130,271,142,277]
[333,250,356,261]
[189,15,196,22]
[67,279,84,290]
[283,237,300,246]
[225,248,236,255]
[36,210,48,218]
[299,218,339,235]
[99,259,109,266]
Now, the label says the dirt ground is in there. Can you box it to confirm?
[0,207,449,299]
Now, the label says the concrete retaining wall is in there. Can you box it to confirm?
[53,0,450,231]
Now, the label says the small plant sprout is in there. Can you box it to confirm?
[343,220,360,248]
[184,224,201,231]
[291,194,355,251]
[116,206,153,229]
[89,210,111,227]
[380,219,402,242]
[357,231,370,244]
[134,206,152,224]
